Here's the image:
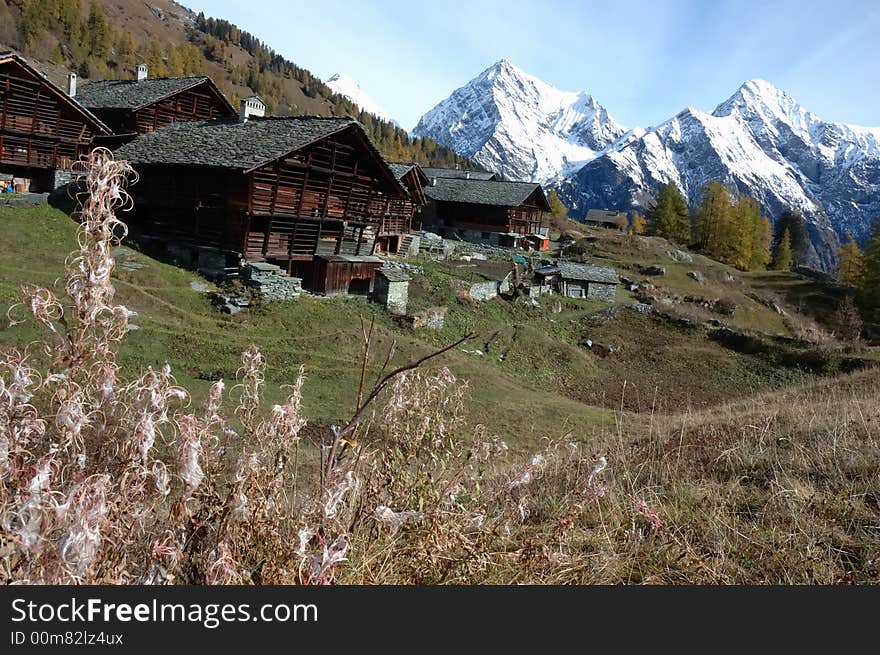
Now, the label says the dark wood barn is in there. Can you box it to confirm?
[420,177,551,248]
[75,65,236,145]
[300,254,384,295]
[0,52,110,191]
[115,108,412,294]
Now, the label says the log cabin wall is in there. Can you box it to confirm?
[130,84,233,134]
[428,201,512,233]
[425,202,547,236]
[125,164,248,254]
[246,130,411,262]
[508,200,548,234]
[0,59,102,178]
[293,256,383,296]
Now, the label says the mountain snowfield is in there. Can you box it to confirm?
[412,60,625,183]
[325,72,396,124]
[412,61,880,270]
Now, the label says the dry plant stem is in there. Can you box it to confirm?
[321,331,474,484]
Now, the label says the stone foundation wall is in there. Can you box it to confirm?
[586,282,617,302]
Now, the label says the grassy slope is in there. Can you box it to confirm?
[2,204,868,450]
[0,204,615,450]
[3,204,878,583]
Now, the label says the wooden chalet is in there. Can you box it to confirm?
[115,100,413,294]
[420,177,551,248]
[584,208,627,231]
[75,64,236,145]
[0,52,110,191]
[386,161,428,248]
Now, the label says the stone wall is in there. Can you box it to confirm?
[385,281,408,315]
[240,263,302,301]
[586,282,617,302]
[467,280,499,301]
[51,169,74,190]
[409,306,446,330]
[374,274,409,315]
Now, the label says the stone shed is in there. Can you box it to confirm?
[535,261,618,302]
[373,267,411,315]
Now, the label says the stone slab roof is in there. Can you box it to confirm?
[76,76,214,110]
[557,261,619,284]
[423,177,550,210]
[421,167,497,181]
[377,267,411,282]
[585,209,627,224]
[115,116,355,170]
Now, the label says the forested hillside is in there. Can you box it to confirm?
[0,0,480,168]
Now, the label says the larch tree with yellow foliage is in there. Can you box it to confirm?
[630,213,647,236]
[836,233,865,288]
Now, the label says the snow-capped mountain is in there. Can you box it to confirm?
[557,79,880,270]
[412,60,625,183]
[325,72,396,124]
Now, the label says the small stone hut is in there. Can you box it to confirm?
[373,267,411,315]
[535,261,618,301]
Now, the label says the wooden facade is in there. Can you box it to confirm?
[425,198,548,235]
[383,162,427,252]
[118,117,413,291]
[421,178,551,246]
[0,53,109,189]
[77,76,236,144]
[291,255,384,296]
[243,129,412,263]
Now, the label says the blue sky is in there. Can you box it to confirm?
[185,0,880,131]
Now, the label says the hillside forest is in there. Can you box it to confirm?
[0,0,481,168]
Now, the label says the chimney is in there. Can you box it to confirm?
[136,63,148,81]
[431,177,437,187]
[67,71,77,97]
[239,96,266,122]
[465,171,471,179]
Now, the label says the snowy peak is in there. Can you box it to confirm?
[713,78,821,144]
[325,72,396,124]
[412,60,625,182]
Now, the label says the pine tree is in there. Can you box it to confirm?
[771,228,794,271]
[860,223,880,319]
[547,190,568,217]
[86,2,111,60]
[115,32,137,74]
[649,182,690,243]
[20,0,50,51]
[836,233,865,288]
[775,210,808,265]
[749,210,773,271]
